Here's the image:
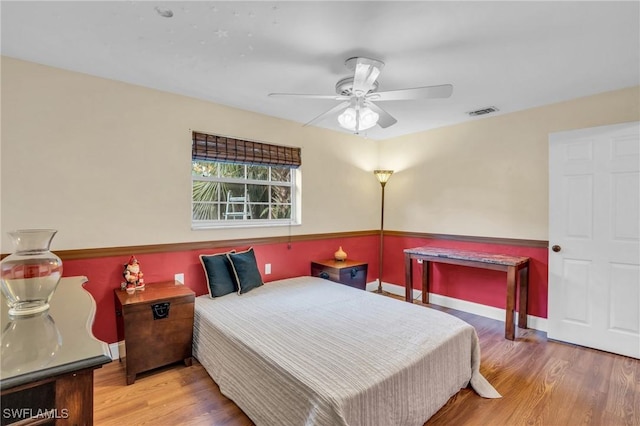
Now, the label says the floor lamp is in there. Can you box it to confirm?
[374,170,393,293]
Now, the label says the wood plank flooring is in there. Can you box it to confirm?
[94,295,640,426]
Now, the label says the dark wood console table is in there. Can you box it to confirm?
[1,276,111,425]
[404,246,530,340]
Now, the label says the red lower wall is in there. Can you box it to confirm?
[62,234,548,345]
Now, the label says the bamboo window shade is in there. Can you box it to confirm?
[192,131,301,168]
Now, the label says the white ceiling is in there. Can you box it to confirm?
[2,1,639,140]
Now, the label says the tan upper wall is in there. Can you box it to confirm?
[2,57,638,250]
[379,86,640,240]
[0,57,379,251]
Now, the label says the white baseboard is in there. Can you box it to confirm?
[367,280,547,332]
[108,342,123,360]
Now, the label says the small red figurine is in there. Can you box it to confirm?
[123,256,145,292]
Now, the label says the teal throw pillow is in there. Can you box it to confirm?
[227,247,263,294]
[200,251,237,298]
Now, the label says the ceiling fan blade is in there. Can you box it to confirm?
[367,102,397,129]
[370,84,453,101]
[303,101,351,127]
[269,93,349,100]
[352,58,384,97]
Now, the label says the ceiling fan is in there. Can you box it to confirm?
[268,57,453,133]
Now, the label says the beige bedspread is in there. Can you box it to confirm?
[193,276,500,426]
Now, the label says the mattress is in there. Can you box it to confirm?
[193,276,499,426]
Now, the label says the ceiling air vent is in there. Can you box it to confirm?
[467,106,499,117]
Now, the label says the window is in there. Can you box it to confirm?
[191,132,301,229]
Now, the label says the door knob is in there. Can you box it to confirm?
[552,245,561,252]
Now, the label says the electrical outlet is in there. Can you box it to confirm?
[174,273,184,284]
[265,263,271,275]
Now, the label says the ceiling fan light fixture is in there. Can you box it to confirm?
[338,106,379,132]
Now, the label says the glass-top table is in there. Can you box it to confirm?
[1,276,111,424]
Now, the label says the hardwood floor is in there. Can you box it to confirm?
[94,296,640,426]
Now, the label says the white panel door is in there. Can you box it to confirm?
[548,121,639,359]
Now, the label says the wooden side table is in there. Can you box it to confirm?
[114,281,195,385]
[404,246,530,340]
[310,259,368,290]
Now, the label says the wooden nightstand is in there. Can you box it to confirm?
[114,281,195,385]
[310,259,368,290]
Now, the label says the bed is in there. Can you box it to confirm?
[193,276,500,426]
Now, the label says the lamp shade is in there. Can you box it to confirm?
[338,107,379,132]
[374,169,394,184]
[337,108,357,129]
[359,107,379,129]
